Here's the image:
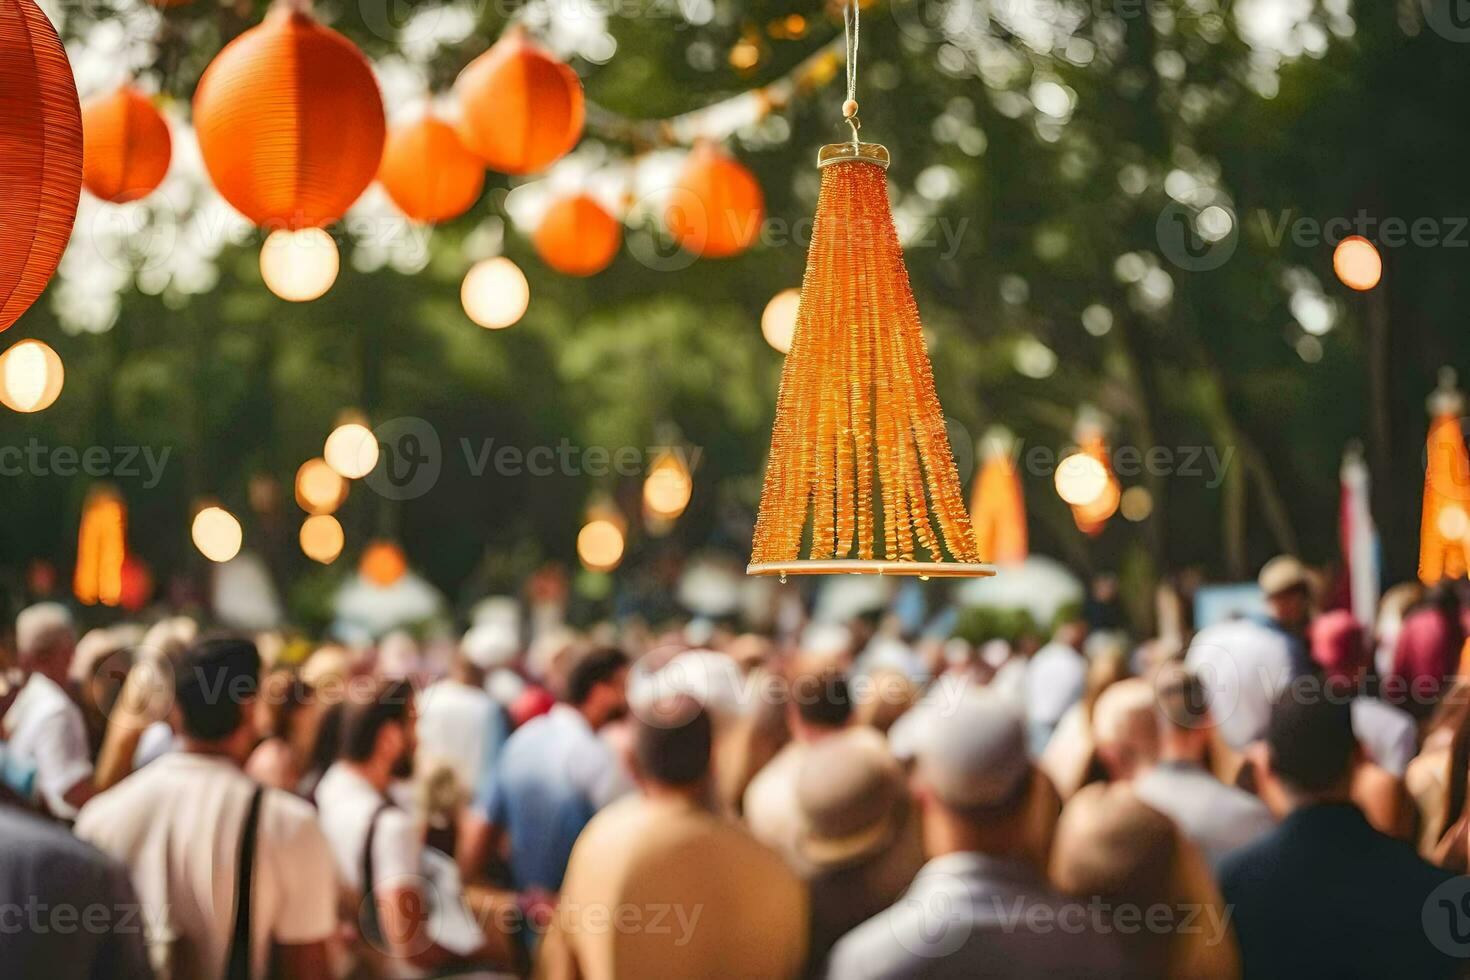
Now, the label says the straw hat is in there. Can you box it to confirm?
[796,728,905,869]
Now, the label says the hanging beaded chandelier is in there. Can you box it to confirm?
[748,0,993,580]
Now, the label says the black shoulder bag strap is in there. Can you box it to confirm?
[359,800,395,944]
[225,786,266,980]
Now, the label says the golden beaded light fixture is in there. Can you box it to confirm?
[748,0,993,579]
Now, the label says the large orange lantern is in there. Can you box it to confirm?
[75,487,126,607]
[0,0,82,334]
[970,430,1028,564]
[81,85,171,203]
[193,7,385,229]
[1420,370,1470,585]
[665,142,765,259]
[378,116,484,224]
[533,194,621,276]
[456,29,583,175]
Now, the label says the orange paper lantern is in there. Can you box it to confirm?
[533,194,621,276]
[666,142,765,259]
[456,30,583,175]
[75,487,126,607]
[749,143,982,576]
[1420,372,1470,585]
[360,540,407,587]
[193,7,385,229]
[378,116,484,224]
[970,445,1028,564]
[81,85,171,203]
[0,0,82,334]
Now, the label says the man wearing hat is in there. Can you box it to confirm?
[796,728,924,969]
[825,691,1125,979]
[1255,555,1315,677]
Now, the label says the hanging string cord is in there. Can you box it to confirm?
[843,0,861,146]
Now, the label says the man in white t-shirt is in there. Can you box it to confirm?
[75,638,335,980]
[2,603,95,818]
[316,678,509,976]
[415,626,511,803]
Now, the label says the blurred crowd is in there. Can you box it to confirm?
[2,552,1470,979]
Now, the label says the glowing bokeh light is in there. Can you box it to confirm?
[260,228,340,302]
[300,514,345,564]
[192,506,243,563]
[577,518,625,572]
[324,421,379,480]
[1054,452,1109,506]
[294,457,348,514]
[1332,235,1382,292]
[643,455,693,519]
[462,257,530,329]
[761,288,800,353]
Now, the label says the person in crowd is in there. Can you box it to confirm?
[541,696,808,979]
[1389,582,1463,719]
[1254,555,1314,675]
[75,637,336,979]
[1038,638,1129,800]
[0,801,152,979]
[1410,679,1470,858]
[825,690,1126,979]
[1219,676,1459,978]
[1310,610,1417,777]
[1184,613,1295,750]
[458,646,632,892]
[796,727,923,971]
[744,662,853,861]
[1133,667,1274,868]
[3,603,95,818]
[1022,617,1090,754]
[1052,782,1240,978]
[1089,677,1159,782]
[416,626,510,804]
[315,678,512,976]
[70,627,136,757]
[244,669,319,793]
[852,666,918,734]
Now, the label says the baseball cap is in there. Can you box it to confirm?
[1258,555,1309,597]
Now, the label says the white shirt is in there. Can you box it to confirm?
[315,761,421,897]
[416,680,498,797]
[1351,698,1418,777]
[1023,643,1087,752]
[1184,619,1294,749]
[1134,760,1276,869]
[75,753,336,980]
[2,672,92,818]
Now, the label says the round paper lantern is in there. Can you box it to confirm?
[456,30,583,175]
[378,116,484,224]
[260,228,339,301]
[533,195,620,276]
[665,143,764,259]
[193,8,385,229]
[192,506,242,563]
[0,0,82,334]
[81,85,171,203]
[462,257,529,329]
[0,338,63,412]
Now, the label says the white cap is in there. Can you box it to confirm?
[912,690,1031,810]
[16,602,73,658]
[462,622,520,670]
